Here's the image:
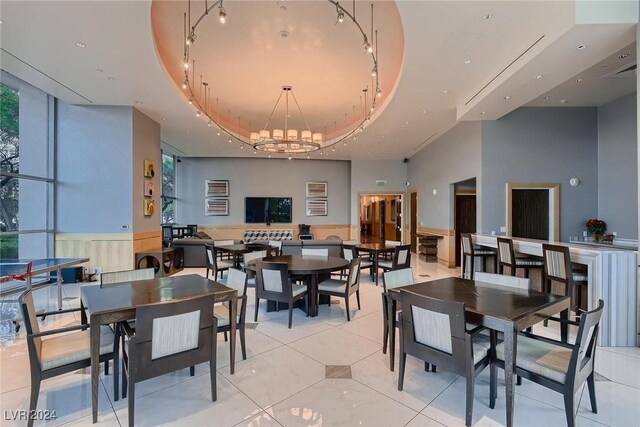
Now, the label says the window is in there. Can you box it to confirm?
[0,73,54,262]
[161,152,176,224]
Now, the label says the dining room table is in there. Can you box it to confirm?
[386,276,570,427]
[355,242,396,285]
[80,274,237,423]
[246,254,349,317]
[213,243,272,267]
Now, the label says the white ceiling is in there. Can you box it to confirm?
[0,1,637,160]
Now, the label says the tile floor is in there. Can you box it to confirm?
[1,257,639,426]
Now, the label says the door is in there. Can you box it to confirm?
[512,189,549,240]
[380,201,386,240]
[395,197,402,241]
[410,192,417,252]
[454,194,476,267]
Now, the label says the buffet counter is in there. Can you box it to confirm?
[473,234,638,347]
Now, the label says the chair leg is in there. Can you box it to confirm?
[516,375,522,385]
[128,375,136,427]
[587,372,598,413]
[27,378,40,427]
[210,335,217,402]
[424,362,430,371]
[431,365,436,373]
[563,390,576,427]
[104,359,109,375]
[223,331,228,342]
[122,360,127,399]
[345,294,351,321]
[398,352,407,391]
[305,294,309,317]
[239,325,247,360]
[356,290,361,310]
[490,362,497,409]
[288,304,293,329]
[254,297,259,322]
[465,372,475,427]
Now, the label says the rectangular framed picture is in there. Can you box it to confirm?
[143,160,155,178]
[306,181,327,198]
[306,199,327,216]
[206,180,229,197]
[205,199,229,216]
[143,199,155,216]
[143,179,155,197]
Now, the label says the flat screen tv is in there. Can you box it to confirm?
[245,197,292,223]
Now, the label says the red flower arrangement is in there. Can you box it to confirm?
[586,219,606,235]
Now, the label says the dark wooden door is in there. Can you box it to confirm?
[380,201,386,240]
[454,194,476,267]
[512,189,549,240]
[395,198,402,241]
[410,192,417,252]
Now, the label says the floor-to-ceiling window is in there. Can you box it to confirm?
[0,72,54,264]
[161,152,175,224]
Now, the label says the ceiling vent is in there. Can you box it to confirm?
[602,63,637,80]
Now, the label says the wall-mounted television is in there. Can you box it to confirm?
[245,197,292,223]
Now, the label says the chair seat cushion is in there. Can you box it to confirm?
[318,278,347,293]
[217,260,234,269]
[495,335,570,383]
[471,333,492,365]
[41,325,114,371]
[292,284,308,297]
[515,259,544,267]
[572,273,588,282]
[213,304,241,327]
[378,260,393,269]
[359,259,373,268]
[247,277,256,286]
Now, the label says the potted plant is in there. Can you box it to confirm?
[586,219,606,242]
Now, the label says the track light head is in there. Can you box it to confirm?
[218,7,227,24]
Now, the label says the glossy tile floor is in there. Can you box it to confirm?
[1,257,639,426]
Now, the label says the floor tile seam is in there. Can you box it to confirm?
[349,375,428,415]
[220,377,279,425]
[259,376,333,413]
[98,376,122,427]
[420,374,461,413]
[337,324,384,344]
[271,321,339,346]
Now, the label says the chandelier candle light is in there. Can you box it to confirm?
[180,0,382,155]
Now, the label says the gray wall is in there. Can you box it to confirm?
[598,93,637,239]
[176,158,350,225]
[349,160,407,225]
[407,121,482,230]
[481,107,599,241]
[132,108,161,233]
[56,104,133,233]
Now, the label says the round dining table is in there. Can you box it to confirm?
[355,242,396,285]
[248,254,349,317]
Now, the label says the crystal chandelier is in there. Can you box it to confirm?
[180,0,382,155]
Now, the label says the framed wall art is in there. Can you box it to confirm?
[143,160,155,178]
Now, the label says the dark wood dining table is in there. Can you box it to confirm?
[386,277,570,427]
[247,255,349,317]
[80,274,237,423]
[213,243,272,267]
[355,242,395,285]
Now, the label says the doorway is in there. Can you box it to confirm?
[453,178,477,267]
[410,191,417,252]
[359,193,404,243]
[506,183,559,241]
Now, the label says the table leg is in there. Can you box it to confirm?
[90,316,100,423]
[374,253,380,286]
[388,296,396,371]
[560,308,569,343]
[56,267,63,310]
[229,294,237,375]
[309,275,318,317]
[503,325,517,427]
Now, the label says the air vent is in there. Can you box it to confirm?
[603,63,637,80]
[412,132,438,152]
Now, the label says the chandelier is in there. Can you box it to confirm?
[180,0,382,155]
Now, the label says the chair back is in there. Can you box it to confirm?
[255,261,292,300]
[392,245,412,269]
[132,294,216,381]
[268,240,283,255]
[474,272,530,290]
[400,290,467,374]
[341,245,357,261]
[461,234,473,256]
[243,250,267,268]
[325,235,341,241]
[19,290,42,364]
[497,237,516,274]
[343,240,357,245]
[542,243,572,284]
[383,268,414,292]
[162,225,173,240]
[101,268,155,286]
[186,224,198,237]
[347,258,362,291]
[214,240,234,247]
[568,300,604,391]
[225,268,248,297]
[386,240,401,247]
[205,244,215,270]
[302,248,329,257]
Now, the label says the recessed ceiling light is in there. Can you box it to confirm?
[162,118,167,121]
[75,41,86,48]
[544,96,550,100]
[96,69,104,73]
[483,13,492,20]
[442,90,449,94]
[576,44,587,51]
[535,74,543,80]
[0,19,4,24]
[576,78,583,83]
[106,76,116,81]
[405,121,409,125]
[618,53,630,59]
[464,59,472,65]
[480,111,486,115]
[503,96,510,100]
[559,99,568,104]
[422,110,427,114]
[134,100,143,105]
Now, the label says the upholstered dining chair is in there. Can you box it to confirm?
[19,290,119,427]
[301,248,329,257]
[460,234,497,279]
[542,243,589,317]
[100,268,154,285]
[215,268,249,360]
[121,294,217,426]
[205,244,233,280]
[379,244,411,274]
[254,261,309,328]
[382,240,402,260]
[491,300,605,427]
[398,291,493,427]
[473,272,530,290]
[496,237,544,278]
[341,244,373,279]
[382,267,414,358]
[268,240,283,256]
[242,250,267,287]
[317,258,362,321]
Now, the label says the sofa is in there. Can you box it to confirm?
[172,237,243,268]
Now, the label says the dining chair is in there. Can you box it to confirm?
[317,258,362,321]
[491,300,604,427]
[205,244,233,280]
[242,250,267,287]
[343,240,357,245]
[473,272,530,290]
[254,261,309,328]
[302,248,329,257]
[461,234,497,279]
[121,294,217,426]
[100,268,155,285]
[382,240,401,260]
[542,243,588,317]
[379,244,411,273]
[496,237,544,278]
[268,240,283,256]
[215,268,249,360]
[398,290,493,427]
[19,290,119,427]
[382,268,414,358]
[341,244,374,279]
